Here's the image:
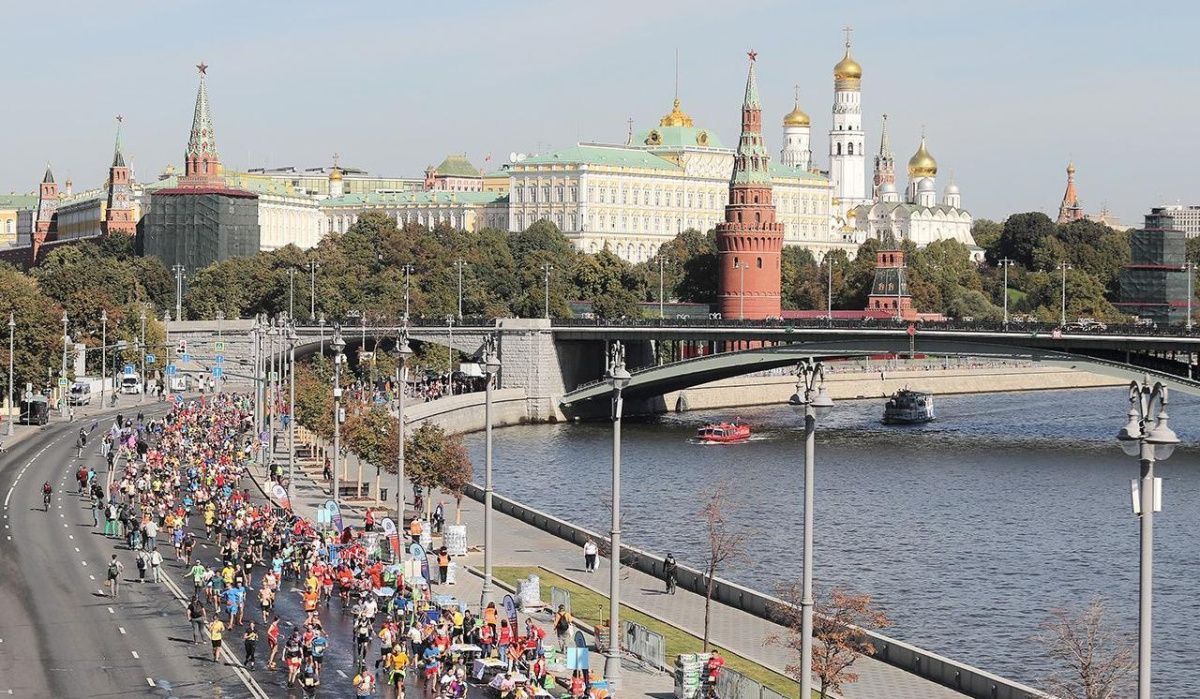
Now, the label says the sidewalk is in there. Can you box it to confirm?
[259,428,965,699]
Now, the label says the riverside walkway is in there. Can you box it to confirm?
[265,428,971,699]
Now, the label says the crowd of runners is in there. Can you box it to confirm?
[83,393,584,698]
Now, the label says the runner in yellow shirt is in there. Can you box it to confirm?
[208,618,225,663]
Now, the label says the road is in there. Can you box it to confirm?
[0,404,485,698]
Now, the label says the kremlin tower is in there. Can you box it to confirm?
[180,63,223,188]
[1056,162,1084,224]
[31,166,59,263]
[103,116,136,236]
[829,30,866,212]
[715,52,783,320]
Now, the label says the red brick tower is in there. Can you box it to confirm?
[104,115,137,236]
[180,63,223,187]
[865,235,916,320]
[31,166,59,262]
[716,52,783,320]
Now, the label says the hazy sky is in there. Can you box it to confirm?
[4,1,1197,226]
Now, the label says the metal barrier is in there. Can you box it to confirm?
[551,586,572,616]
[715,668,762,699]
[620,620,667,671]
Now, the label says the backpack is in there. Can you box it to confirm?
[555,613,571,634]
[108,562,120,579]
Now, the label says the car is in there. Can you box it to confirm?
[1063,318,1108,332]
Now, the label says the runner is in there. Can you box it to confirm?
[106,554,124,598]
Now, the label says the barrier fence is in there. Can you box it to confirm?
[551,586,572,616]
[716,667,790,699]
[620,620,667,671]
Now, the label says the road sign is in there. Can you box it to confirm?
[214,354,225,364]
[214,341,226,353]
[166,364,177,376]
[57,377,68,388]
[270,371,278,381]
[180,353,192,363]
[211,367,224,378]
[145,354,156,364]
[123,364,135,376]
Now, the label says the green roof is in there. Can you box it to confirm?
[633,125,725,149]
[768,162,829,183]
[433,154,482,179]
[517,145,680,171]
[0,194,38,210]
[323,191,507,208]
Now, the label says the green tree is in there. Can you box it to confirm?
[0,264,62,401]
[944,289,1003,322]
[573,249,642,319]
[404,422,473,519]
[971,218,1003,251]
[987,212,1056,268]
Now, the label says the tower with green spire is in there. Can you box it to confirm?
[104,115,136,236]
[182,62,222,186]
[715,51,783,320]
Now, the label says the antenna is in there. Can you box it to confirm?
[626,117,634,146]
[674,48,679,101]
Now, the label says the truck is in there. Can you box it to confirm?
[120,373,143,394]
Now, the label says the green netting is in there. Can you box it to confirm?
[1130,228,1186,266]
[143,192,260,271]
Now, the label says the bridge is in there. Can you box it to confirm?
[164,317,1200,420]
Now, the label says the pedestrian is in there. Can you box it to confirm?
[266,616,281,670]
[664,552,678,595]
[136,549,148,583]
[209,617,226,663]
[553,605,573,653]
[107,554,124,598]
[150,548,164,583]
[583,538,598,573]
[438,546,450,585]
[188,595,207,643]
[243,621,258,669]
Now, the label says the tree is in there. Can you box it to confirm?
[986,212,1056,268]
[573,249,642,319]
[698,487,745,651]
[0,264,62,402]
[769,584,892,699]
[404,422,473,519]
[944,289,1003,322]
[294,363,333,440]
[1037,598,1134,699]
[971,218,1003,250]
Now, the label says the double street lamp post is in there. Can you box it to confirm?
[395,328,413,526]
[1117,378,1180,699]
[7,313,14,436]
[603,341,631,688]
[480,334,501,606]
[138,308,147,402]
[1058,262,1072,328]
[999,258,1015,329]
[60,312,68,418]
[287,322,298,503]
[100,310,107,410]
[331,326,346,508]
[787,359,835,699]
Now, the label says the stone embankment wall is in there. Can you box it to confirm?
[668,365,1123,412]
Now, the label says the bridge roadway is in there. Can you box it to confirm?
[0,406,446,699]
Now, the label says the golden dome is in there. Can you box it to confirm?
[329,166,343,181]
[783,102,810,127]
[907,136,938,178]
[833,47,862,82]
[659,98,695,128]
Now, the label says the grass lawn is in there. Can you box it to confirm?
[494,565,804,698]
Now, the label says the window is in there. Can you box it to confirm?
[836,143,842,155]
[756,257,763,268]
[848,143,855,155]
[541,186,550,202]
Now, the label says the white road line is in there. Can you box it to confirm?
[89,574,95,581]
[130,650,139,659]
[337,669,348,678]
[80,560,87,566]
[107,606,114,614]
[68,534,73,540]
[118,627,126,635]
[74,547,80,553]
[145,678,154,688]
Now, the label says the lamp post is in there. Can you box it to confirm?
[215,310,225,394]
[543,263,553,319]
[395,327,413,525]
[999,258,1015,329]
[267,318,279,439]
[446,315,454,395]
[60,312,68,418]
[734,261,749,320]
[287,322,298,504]
[825,254,833,327]
[288,268,296,319]
[480,333,501,606]
[455,259,467,320]
[1058,262,1072,328]
[1117,378,1180,699]
[251,315,262,440]
[658,256,666,320]
[787,358,835,699]
[1183,263,1195,332]
[100,309,107,410]
[172,264,185,324]
[308,258,320,321]
[138,307,146,402]
[402,265,414,323]
[331,326,346,507]
[603,341,632,688]
[7,313,14,436]
[319,313,326,356]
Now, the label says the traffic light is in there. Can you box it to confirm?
[176,339,188,355]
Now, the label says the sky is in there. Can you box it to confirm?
[3,0,1198,226]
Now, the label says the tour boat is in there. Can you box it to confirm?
[882,389,935,424]
[695,421,752,443]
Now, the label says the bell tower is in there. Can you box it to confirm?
[104,115,137,236]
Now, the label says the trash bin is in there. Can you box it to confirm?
[379,488,388,502]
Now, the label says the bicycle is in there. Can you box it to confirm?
[43,491,52,512]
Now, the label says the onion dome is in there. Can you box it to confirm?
[783,102,810,127]
[907,136,938,178]
[833,42,862,89]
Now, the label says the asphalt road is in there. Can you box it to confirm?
[0,405,456,698]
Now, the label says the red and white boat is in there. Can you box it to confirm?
[695,421,751,444]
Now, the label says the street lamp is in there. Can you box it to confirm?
[267,319,280,435]
[286,322,298,504]
[824,255,833,327]
[100,309,107,410]
[603,341,632,688]
[1183,263,1196,332]
[308,258,320,321]
[734,260,749,320]
[480,333,501,606]
[446,315,454,395]
[657,256,666,320]
[138,307,147,402]
[402,265,414,323]
[999,258,1015,329]
[331,326,346,508]
[395,327,413,528]
[543,263,553,320]
[1117,377,1180,699]
[251,315,263,439]
[60,311,68,418]
[318,313,327,356]
[455,259,467,321]
[172,264,185,324]
[787,358,835,699]
[1058,262,1072,328]
[7,313,14,436]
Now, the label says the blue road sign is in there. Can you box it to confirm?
[180,353,192,363]
[166,364,177,376]
[211,367,224,378]
[145,354,156,364]
[123,364,135,376]
[214,354,225,365]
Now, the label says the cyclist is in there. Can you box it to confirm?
[42,481,52,511]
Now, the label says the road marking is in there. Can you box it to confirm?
[130,650,139,659]
[74,547,80,553]
[68,534,73,540]
[107,606,114,614]
[146,678,154,688]
[4,440,58,509]
[80,560,87,566]
[118,627,126,635]
[337,669,348,678]
[89,574,95,581]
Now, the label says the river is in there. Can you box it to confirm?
[463,386,1200,696]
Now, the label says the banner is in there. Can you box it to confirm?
[381,518,399,559]
[271,483,289,508]
[325,500,343,534]
[502,594,518,630]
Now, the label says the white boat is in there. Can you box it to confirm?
[882,389,935,424]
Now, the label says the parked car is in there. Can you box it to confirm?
[19,395,50,425]
[1063,318,1108,332]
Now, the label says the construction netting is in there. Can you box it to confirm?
[1130,228,1186,266]
[142,191,260,270]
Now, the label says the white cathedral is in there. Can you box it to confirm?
[778,35,978,257]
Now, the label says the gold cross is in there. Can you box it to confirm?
[843,26,853,48]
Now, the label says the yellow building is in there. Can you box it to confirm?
[0,194,37,247]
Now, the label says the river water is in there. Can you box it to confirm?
[463,386,1200,695]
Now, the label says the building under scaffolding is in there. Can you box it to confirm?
[1117,211,1188,325]
[141,187,259,271]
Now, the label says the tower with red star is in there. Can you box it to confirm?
[103,116,136,236]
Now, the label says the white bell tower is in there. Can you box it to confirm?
[829,28,866,212]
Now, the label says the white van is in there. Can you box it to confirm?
[120,375,142,394]
[68,382,93,405]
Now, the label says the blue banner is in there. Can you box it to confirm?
[502,594,518,630]
[325,500,343,534]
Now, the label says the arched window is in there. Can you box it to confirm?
[836,143,842,155]
[733,257,739,268]
[756,257,763,268]
[848,143,855,155]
